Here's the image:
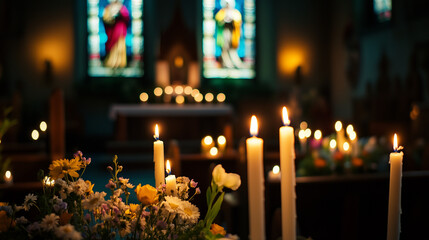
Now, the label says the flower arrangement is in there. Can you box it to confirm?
[0,151,241,239]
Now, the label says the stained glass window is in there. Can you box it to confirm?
[87,0,144,77]
[202,0,255,79]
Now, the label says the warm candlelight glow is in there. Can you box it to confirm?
[314,130,322,140]
[5,170,11,179]
[184,86,193,95]
[165,86,173,95]
[209,147,218,156]
[205,93,214,102]
[154,124,160,140]
[217,93,226,103]
[43,176,55,187]
[343,142,350,152]
[346,124,354,135]
[194,93,203,102]
[175,95,185,104]
[204,136,213,145]
[335,121,342,131]
[166,160,171,174]
[349,131,357,141]
[273,165,280,174]
[330,139,337,149]
[32,130,39,140]
[191,89,200,97]
[298,129,305,140]
[40,121,48,132]
[393,133,398,151]
[154,87,163,96]
[217,135,226,145]
[250,115,259,137]
[139,92,149,102]
[282,107,291,126]
[304,128,311,138]
[174,85,184,95]
[300,121,307,130]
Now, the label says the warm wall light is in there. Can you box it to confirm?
[278,44,307,76]
[174,56,184,68]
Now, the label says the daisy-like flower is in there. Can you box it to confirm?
[162,196,184,215]
[55,224,82,240]
[40,213,59,231]
[49,158,82,180]
[82,192,106,210]
[70,178,88,196]
[23,193,37,211]
[118,177,134,189]
[179,201,200,224]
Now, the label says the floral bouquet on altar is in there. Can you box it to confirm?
[0,151,241,240]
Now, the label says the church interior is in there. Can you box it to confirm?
[0,0,429,239]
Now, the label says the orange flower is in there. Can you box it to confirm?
[135,184,158,205]
[210,223,226,236]
[59,212,73,226]
[0,210,14,232]
[314,158,327,168]
[352,158,364,167]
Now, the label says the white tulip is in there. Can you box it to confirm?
[224,173,241,190]
[212,164,227,187]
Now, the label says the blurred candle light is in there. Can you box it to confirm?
[184,86,193,95]
[209,147,218,157]
[300,121,308,130]
[304,128,311,138]
[201,135,214,155]
[175,95,185,105]
[4,170,12,184]
[205,93,214,103]
[216,93,226,103]
[165,86,173,95]
[191,89,200,97]
[346,124,354,135]
[343,142,350,152]
[174,85,184,95]
[329,139,337,153]
[314,130,322,140]
[268,165,281,182]
[154,87,163,97]
[139,92,149,102]
[194,93,203,103]
[298,129,306,153]
[217,135,226,154]
[40,121,48,132]
[32,130,40,141]
[335,121,345,152]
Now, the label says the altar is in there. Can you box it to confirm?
[109,104,235,143]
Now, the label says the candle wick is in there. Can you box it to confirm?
[154,135,159,141]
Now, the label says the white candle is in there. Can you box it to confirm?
[268,165,281,182]
[154,124,165,188]
[246,115,265,240]
[279,107,296,240]
[387,133,403,240]
[335,121,345,153]
[217,135,226,154]
[201,135,214,155]
[165,161,177,196]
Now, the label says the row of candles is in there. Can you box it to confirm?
[139,85,227,104]
[151,107,403,239]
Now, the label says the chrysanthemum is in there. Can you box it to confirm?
[179,201,200,224]
[49,159,82,180]
[23,193,37,211]
[40,213,59,231]
[82,192,106,210]
[55,224,82,240]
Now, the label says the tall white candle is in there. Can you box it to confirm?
[154,124,165,188]
[279,107,296,240]
[387,133,403,240]
[246,115,265,240]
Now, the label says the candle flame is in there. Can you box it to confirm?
[335,121,342,132]
[273,165,280,174]
[5,170,11,179]
[343,142,350,152]
[282,107,290,126]
[204,136,213,145]
[166,160,171,174]
[330,139,337,149]
[154,124,159,140]
[393,133,398,151]
[209,147,218,156]
[250,115,259,136]
[314,130,322,140]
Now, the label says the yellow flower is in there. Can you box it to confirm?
[129,203,139,213]
[0,210,14,232]
[135,184,158,205]
[49,159,82,180]
[85,180,94,194]
[210,223,226,236]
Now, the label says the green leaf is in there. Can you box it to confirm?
[206,185,212,207]
[206,192,224,227]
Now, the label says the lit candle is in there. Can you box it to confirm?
[201,135,214,155]
[349,131,358,157]
[217,135,226,154]
[387,133,403,240]
[4,170,13,184]
[298,129,306,154]
[43,176,55,187]
[165,160,176,196]
[268,165,281,182]
[154,124,165,188]
[329,139,337,154]
[335,121,345,153]
[246,115,265,240]
[279,107,296,240]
